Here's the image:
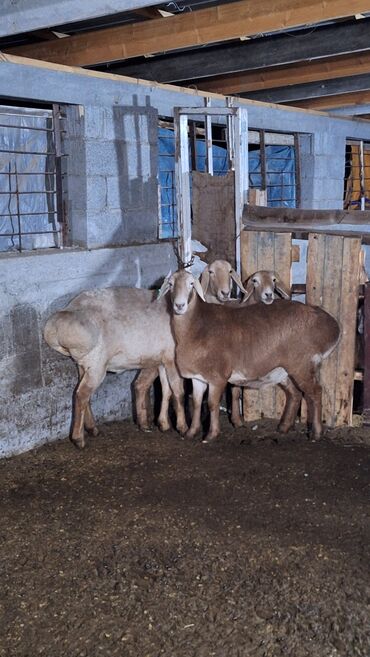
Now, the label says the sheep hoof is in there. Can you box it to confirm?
[202,434,218,444]
[86,426,99,437]
[185,429,198,440]
[277,423,292,434]
[138,424,153,433]
[71,436,85,449]
[177,424,189,436]
[232,419,244,429]
[158,422,171,433]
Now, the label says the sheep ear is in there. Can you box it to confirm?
[230,269,248,295]
[275,277,291,299]
[241,277,254,303]
[193,277,206,302]
[157,272,172,299]
[200,266,210,294]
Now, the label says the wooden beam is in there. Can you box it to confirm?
[242,72,370,103]
[108,18,370,83]
[6,0,370,67]
[244,205,370,226]
[198,52,370,95]
[286,90,370,110]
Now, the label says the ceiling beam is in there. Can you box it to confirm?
[242,73,370,104]
[6,0,370,67]
[103,17,370,83]
[198,52,370,95]
[0,1,164,38]
[286,90,370,110]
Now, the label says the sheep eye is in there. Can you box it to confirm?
[252,278,257,283]
[209,270,214,275]
[272,277,276,283]
[190,281,194,287]
[229,269,233,274]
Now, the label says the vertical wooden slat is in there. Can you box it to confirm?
[363,281,370,425]
[240,229,292,422]
[334,238,361,426]
[306,233,361,427]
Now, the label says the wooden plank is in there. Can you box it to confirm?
[306,234,361,427]
[6,0,370,66]
[241,230,292,422]
[200,52,370,95]
[334,238,361,426]
[244,204,370,226]
[109,18,370,83]
[362,281,370,425]
[286,90,370,110]
[243,72,370,104]
[272,233,292,418]
[241,231,262,421]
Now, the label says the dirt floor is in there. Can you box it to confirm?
[0,416,369,657]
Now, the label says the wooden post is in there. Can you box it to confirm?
[306,234,361,427]
[240,229,292,421]
[363,281,370,425]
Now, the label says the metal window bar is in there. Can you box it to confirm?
[0,103,66,252]
[249,130,299,208]
[344,140,370,211]
[174,103,248,271]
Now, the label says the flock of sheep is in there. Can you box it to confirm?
[44,259,340,447]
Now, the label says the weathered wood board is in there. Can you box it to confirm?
[240,230,292,421]
[305,233,361,427]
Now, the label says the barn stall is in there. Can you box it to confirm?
[0,3,370,656]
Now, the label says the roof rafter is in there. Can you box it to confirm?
[104,17,370,83]
[197,52,370,95]
[6,0,370,67]
[242,72,370,104]
[286,90,370,110]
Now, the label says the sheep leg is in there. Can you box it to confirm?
[230,385,243,428]
[72,366,106,449]
[134,367,159,431]
[186,379,207,439]
[165,364,188,435]
[293,372,323,439]
[277,377,302,433]
[78,366,99,436]
[203,381,225,443]
[157,365,172,432]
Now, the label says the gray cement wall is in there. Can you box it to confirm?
[1,55,370,456]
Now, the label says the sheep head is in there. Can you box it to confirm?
[200,260,247,303]
[158,270,205,314]
[243,270,291,305]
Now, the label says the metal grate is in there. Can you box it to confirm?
[344,140,370,211]
[0,104,66,252]
[248,129,300,208]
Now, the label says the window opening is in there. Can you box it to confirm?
[248,129,299,208]
[158,121,300,238]
[344,140,370,211]
[0,103,66,252]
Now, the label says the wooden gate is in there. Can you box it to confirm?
[240,228,362,428]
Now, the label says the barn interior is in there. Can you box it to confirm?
[0,2,370,656]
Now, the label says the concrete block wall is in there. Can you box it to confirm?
[1,56,370,456]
